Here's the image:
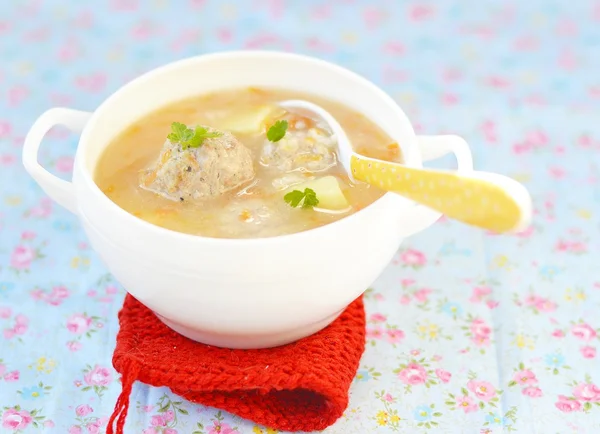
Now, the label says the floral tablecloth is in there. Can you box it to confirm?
[1,1,599,433]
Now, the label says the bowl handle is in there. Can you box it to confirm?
[398,134,474,236]
[22,108,92,215]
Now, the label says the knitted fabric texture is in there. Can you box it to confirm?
[108,294,366,434]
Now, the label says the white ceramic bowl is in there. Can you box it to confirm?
[23,51,474,349]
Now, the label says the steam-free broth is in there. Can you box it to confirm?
[95,88,401,238]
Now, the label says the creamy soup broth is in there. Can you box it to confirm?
[95,88,401,238]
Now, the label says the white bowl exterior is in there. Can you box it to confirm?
[70,51,430,348]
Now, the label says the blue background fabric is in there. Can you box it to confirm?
[0,1,599,433]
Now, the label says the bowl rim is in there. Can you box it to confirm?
[76,50,420,246]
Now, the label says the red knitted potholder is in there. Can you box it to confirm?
[108,294,366,434]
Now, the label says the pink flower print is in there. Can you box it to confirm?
[0,307,11,319]
[516,225,534,238]
[398,363,428,385]
[385,329,404,344]
[410,4,435,20]
[75,73,107,93]
[467,380,497,401]
[522,386,543,398]
[216,27,232,44]
[30,289,45,301]
[0,154,16,166]
[573,383,600,402]
[2,408,33,431]
[549,166,566,179]
[0,120,12,138]
[400,295,411,305]
[580,346,596,359]
[555,395,582,412]
[524,295,540,306]
[4,370,19,382]
[470,318,491,336]
[456,395,478,413]
[556,19,578,36]
[110,0,139,11]
[441,92,459,105]
[578,134,593,147]
[363,7,386,30]
[13,322,27,336]
[400,278,415,287]
[513,35,539,51]
[55,156,74,173]
[164,429,178,434]
[486,300,499,309]
[536,298,556,313]
[366,327,383,339]
[105,285,119,295]
[48,286,70,305]
[486,75,510,89]
[470,318,492,347]
[410,349,421,356]
[67,314,92,334]
[208,421,236,434]
[552,329,565,338]
[67,341,83,352]
[435,369,452,383]
[21,231,36,240]
[8,85,29,107]
[163,410,175,422]
[84,365,112,386]
[10,245,35,270]
[369,313,386,323]
[400,249,426,267]
[382,41,405,56]
[525,130,549,148]
[86,421,102,434]
[558,49,577,71]
[470,286,492,303]
[442,68,462,83]
[512,369,538,385]
[141,405,154,413]
[413,288,431,302]
[3,329,15,340]
[2,408,33,430]
[69,425,83,434]
[142,429,158,434]
[150,415,165,426]
[571,323,597,341]
[44,420,55,428]
[383,393,394,402]
[28,198,52,218]
[75,405,93,417]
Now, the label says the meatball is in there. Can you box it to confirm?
[260,122,337,173]
[139,126,254,201]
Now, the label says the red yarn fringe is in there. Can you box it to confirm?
[107,359,141,434]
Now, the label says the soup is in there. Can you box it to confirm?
[95,88,401,238]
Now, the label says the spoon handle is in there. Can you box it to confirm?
[350,155,531,233]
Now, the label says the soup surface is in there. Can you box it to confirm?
[95,88,401,238]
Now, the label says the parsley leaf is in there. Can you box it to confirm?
[167,122,222,150]
[266,120,288,142]
[284,188,319,209]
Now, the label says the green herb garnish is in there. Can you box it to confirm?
[167,122,222,150]
[284,188,319,209]
[266,120,288,142]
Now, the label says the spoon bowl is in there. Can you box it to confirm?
[280,99,532,233]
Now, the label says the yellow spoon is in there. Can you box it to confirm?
[280,100,532,233]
